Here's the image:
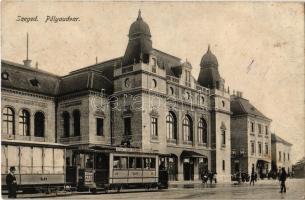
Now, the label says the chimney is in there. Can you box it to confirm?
[23,32,32,67]
[23,59,32,67]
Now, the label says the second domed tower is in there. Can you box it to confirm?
[122,10,153,66]
[197,46,224,90]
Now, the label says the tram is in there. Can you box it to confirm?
[66,147,168,193]
[1,139,67,193]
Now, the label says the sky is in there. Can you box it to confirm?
[2,2,304,163]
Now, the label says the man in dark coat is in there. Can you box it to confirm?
[250,171,255,186]
[279,167,287,193]
[6,166,17,198]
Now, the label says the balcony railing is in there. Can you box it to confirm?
[166,75,179,84]
[196,84,210,95]
[122,65,133,73]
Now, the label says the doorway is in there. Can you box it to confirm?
[183,158,194,180]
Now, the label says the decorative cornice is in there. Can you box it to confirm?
[2,88,54,100]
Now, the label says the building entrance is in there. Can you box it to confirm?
[183,158,194,180]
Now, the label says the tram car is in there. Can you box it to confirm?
[66,147,168,193]
[1,139,66,193]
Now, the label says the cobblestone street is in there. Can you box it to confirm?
[51,179,304,199]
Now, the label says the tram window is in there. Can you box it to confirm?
[129,157,136,169]
[113,157,120,169]
[144,158,150,169]
[150,158,156,169]
[120,157,127,169]
[136,157,142,169]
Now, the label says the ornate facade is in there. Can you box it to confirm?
[1,11,232,181]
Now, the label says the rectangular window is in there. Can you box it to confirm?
[265,143,269,155]
[251,142,255,155]
[136,157,142,169]
[129,157,136,169]
[265,126,268,135]
[258,124,262,134]
[222,160,225,171]
[96,118,104,136]
[124,117,131,136]
[258,142,262,155]
[288,154,290,161]
[120,157,127,169]
[113,157,120,169]
[283,153,286,162]
[279,151,281,161]
[151,117,158,137]
[221,130,226,145]
[251,122,254,132]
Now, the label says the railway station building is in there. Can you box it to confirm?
[1,11,232,182]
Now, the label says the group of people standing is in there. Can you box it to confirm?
[201,171,217,184]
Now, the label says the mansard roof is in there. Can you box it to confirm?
[230,95,271,121]
[271,133,292,146]
[2,47,194,97]
[59,69,113,95]
[1,60,60,96]
[1,60,114,96]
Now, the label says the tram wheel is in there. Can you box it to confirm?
[90,188,97,194]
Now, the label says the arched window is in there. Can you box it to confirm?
[183,115,193,142]
[62,111,70,137]
[34,112,45,137]
[221,122,226,146]
[2,107,15,135]
[19,110,30,136]
[73,110,80,136]
[198,118,207,144]
[166,111,177,141]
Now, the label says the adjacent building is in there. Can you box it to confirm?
[271,133,293,174]
[1,11,232,182]
[230,92,272,178]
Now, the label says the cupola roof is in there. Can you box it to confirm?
[200,45,218,68]
[128,10,151,37]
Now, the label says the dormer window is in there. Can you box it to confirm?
[30,78,39,87]
[1,72,9,80]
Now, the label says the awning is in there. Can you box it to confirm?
[180,150,207,158]
[257,159,271,163]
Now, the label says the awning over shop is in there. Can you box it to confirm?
[257,159,271,163]
[180,150,207,158]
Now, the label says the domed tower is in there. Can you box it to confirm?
[197,46,224,90]
[122,10,153,66]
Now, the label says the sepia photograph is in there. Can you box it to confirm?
[1,1,304,199]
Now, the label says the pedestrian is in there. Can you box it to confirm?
[254,172,257,182]
[209,172,214,184]
[6,166,17,198]
[279,167,287,193]
[214,172,217,184]
[250,171,255,186]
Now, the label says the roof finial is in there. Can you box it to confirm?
[137,9,142,20]
[207,44,211,52]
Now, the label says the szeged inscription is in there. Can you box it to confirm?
[16,15,80,23]
[2,97,47,108]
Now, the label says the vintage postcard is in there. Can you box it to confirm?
[1,1,304,199]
